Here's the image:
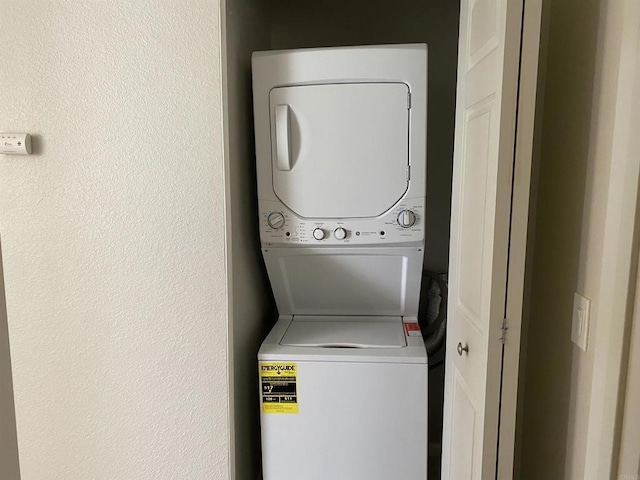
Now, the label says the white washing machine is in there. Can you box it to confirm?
[252,44,428,480]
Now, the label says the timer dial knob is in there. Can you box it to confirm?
[397,209,417,228]
[267,212,285,230]
[313,228,325,240]
[334,227,347,240]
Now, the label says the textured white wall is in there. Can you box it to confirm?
[0,2,231,479]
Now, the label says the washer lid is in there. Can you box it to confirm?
[269,83,410,218]
[280,316,407,348]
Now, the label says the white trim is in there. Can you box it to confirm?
[511,0,552,475]
[584,0,640,477]
[219,0,236,478]
[617,255,640,477]
[496,0,544,477]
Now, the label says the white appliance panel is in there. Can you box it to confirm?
[259,359,428,480]
[259,198,424,246]
[269,83,409,218]
[263,247,424,316]
[260,315,428,364]
[280,316,406,348]
[254,46,429,480]
[252,45,427,211]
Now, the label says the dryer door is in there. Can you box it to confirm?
[269,83,410,218]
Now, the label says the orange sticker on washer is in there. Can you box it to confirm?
[404,322,422,337]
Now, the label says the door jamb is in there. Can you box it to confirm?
[496,0,545,477]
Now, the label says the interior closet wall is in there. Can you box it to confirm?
[223,0,272,478]
[0,242,19,480]
[224,0,460,476]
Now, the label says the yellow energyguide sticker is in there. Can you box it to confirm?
[260,362,298,414]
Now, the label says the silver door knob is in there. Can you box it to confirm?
[457,342,469,356]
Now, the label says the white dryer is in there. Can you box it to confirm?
[252,44,428,480]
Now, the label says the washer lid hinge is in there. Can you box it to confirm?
[407,92,412,109]
[406,165,411,181]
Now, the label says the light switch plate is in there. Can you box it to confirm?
[571,293,591,351]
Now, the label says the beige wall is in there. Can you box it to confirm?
[0,241,20,479]
[222,0,271,478]
[0,2,231,479]
[519,0,632,477]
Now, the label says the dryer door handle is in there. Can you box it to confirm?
[275,104,292,171]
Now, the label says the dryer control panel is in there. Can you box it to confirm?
[259,198,424,246]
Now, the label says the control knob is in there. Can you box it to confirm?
[397,209,416,228]
[313,228,326,241]
[267,212,285,230]
[334,228,347,240]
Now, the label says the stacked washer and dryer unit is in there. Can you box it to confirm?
[252,44,429,480]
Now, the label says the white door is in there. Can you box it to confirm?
[442,0,536,478]
[269,83,410,218]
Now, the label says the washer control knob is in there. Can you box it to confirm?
[397,209,417,228]
[334,227,347,240]
[313,228,325,240]
[267,212,285,230]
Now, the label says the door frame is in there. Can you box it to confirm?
[496,0,545,477]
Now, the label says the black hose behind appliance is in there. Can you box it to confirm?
[418,271,448,362]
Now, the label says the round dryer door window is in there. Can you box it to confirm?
[269,82,410,218]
